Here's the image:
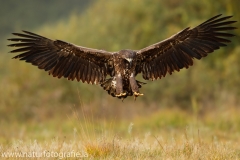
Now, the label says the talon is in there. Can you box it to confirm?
[116,92,126,97]
[134,92,144,96]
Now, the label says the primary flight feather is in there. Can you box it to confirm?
[8,14,236,100]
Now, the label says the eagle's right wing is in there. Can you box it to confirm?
[136,14,236,80]
[8,31,115,84]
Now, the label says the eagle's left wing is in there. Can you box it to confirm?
[8,31,115,84]
[136,14,236,80]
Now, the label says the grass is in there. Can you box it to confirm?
[0,106,240,159]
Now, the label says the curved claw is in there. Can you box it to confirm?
[133,92,144,101]
[116,92,127,97]
[133,92,144,96]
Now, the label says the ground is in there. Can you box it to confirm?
[1,106,240,159]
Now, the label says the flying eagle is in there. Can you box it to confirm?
[8,14,236,100]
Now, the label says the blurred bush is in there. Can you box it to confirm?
[0,0,239,122]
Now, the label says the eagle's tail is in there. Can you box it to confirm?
[100,77,146,99]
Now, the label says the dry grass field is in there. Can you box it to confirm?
[1,105,240,159]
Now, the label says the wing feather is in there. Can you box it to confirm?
[64,58,76,78]
[8,31,115,84]
[68,57,80,81]
[137,14,236,80]
[86,63,92,84]
[76,62,82,82]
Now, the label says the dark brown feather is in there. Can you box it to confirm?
[8,31,114,84]
[137,15,236,80]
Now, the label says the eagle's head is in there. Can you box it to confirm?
[118,49,136,69]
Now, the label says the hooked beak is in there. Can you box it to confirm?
[125,58,132,68]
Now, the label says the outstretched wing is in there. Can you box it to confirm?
[8,31,115,84]
[136,14,236,80]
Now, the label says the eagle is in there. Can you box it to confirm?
[8,14,236,100]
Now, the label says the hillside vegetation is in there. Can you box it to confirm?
[0,0,93,49]
[2,0,239,115]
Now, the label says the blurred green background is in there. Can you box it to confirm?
[0,0,239,143]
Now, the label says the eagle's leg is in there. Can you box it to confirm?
[115,73,126,97]
[129,73,144,98]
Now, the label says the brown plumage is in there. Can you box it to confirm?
[8,14,236,100]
